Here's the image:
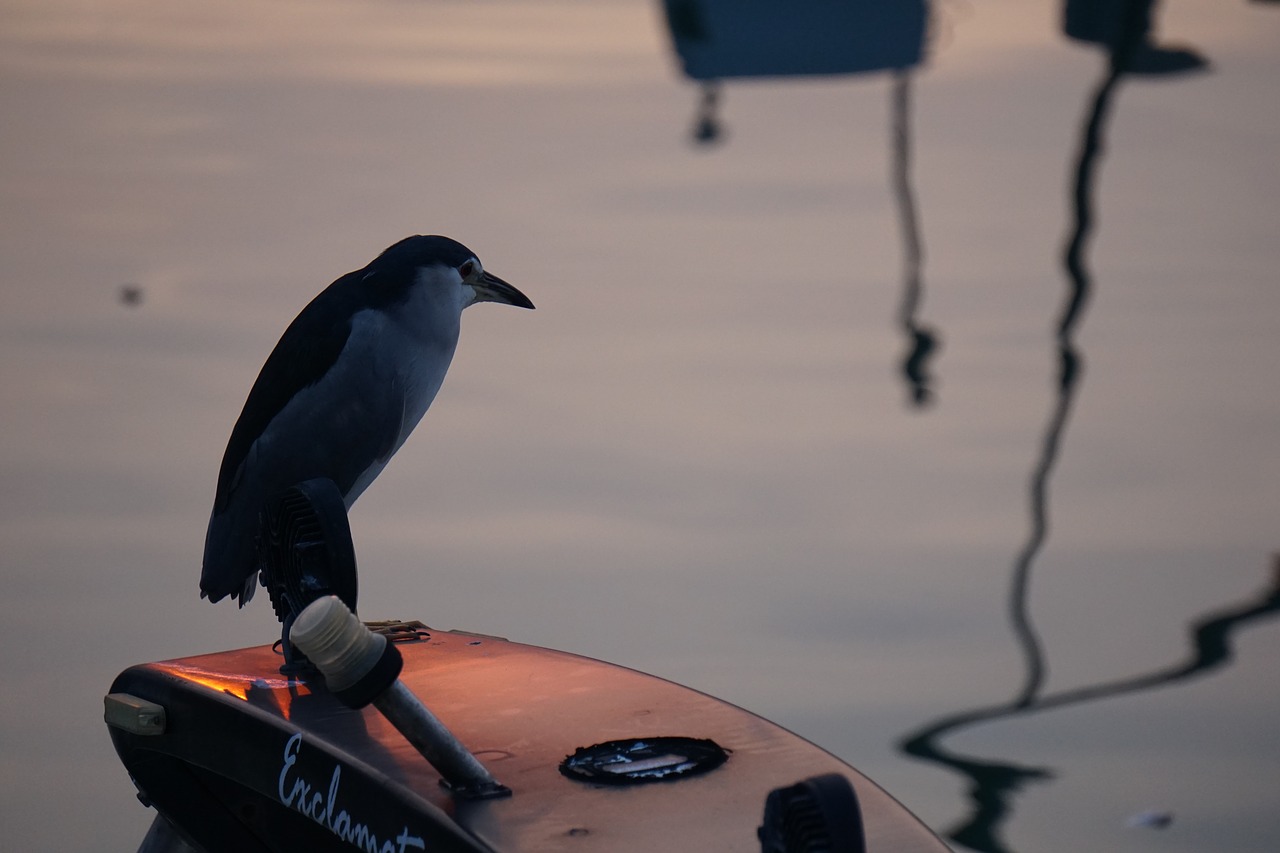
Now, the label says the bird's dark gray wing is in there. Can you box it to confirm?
[211,272,363,514]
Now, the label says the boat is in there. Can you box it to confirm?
[105,612,948,852]
[105,480,948,851]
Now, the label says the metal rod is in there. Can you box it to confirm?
[372,680,510,799]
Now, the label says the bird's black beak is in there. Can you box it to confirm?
[471,270,534,310]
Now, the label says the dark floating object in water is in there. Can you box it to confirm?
[119,284,144,306]
[1125,809,1174,829]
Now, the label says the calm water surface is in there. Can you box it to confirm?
[1,1,1277,850]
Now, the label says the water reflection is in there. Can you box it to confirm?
[660,0,927,91]
[900,560,1280,853]
[894,4,1247,852]
[1064,0,1208,75]
[660,0,938,403]
[890,71,938,408]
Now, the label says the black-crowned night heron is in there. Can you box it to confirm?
[200,235,534,606]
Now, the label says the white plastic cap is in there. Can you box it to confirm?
[289,596,386,693]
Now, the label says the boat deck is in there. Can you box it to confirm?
[107,624,947,852]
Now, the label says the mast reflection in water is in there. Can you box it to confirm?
[890,3,1273,852]
[659,0,939,404]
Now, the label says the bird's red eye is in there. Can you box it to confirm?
[459,260,476,279]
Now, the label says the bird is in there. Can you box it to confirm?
[200,235,534,606]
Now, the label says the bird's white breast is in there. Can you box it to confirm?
[353,303,458,443]
[335,285,461,500]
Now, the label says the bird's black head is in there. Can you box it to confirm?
[366,235,533,311]
[374,235,480,271]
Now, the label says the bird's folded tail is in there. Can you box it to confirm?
[201,507,261,607]
[198,574,258,607]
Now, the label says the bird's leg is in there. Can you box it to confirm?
[278,610,316,676]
